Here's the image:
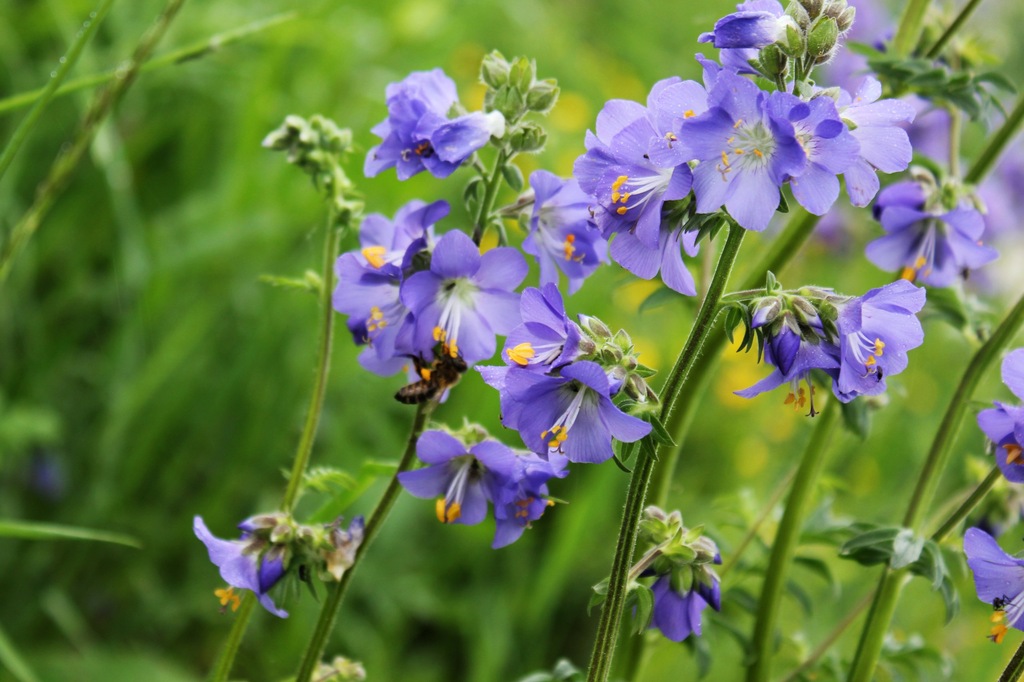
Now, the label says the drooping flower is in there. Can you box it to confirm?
[865,180,998,287]
[502,284,583,371]
[322,516,365,581]
[649,571,721,642]
[398,430,518,526]
[768,91,859,216]
[491,450,566,549]
[978,349,1024,483]
[698,0,790,50]
[333,199,446,375]
[525,170,607,294]
[685,69,807,231]
[837,77,916,206]
[401,230,526,364]
[830,280,925,402]
[500,360,651,463]
[193,516,288,618]
[964,527,1024,643]
[365,69,505,180]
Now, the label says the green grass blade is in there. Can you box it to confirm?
[0,620,41,682]
[0,520,140,548]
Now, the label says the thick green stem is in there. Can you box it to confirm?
[931,465,1001,541]
[0,0,115,184]
[747,403,840,682]
[891,0,931,56]
[965,94,1024,185]
[586,222,746,682]
[848,291,1024,682]
[0,0,188,289]
[471,150,507,245]
[294,401,435,682]
[207,593,256,682]
[926,0,983,59]
[999,638,1024,682]
[280,215,343,511]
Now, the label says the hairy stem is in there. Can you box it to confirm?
[586,221,746,682]
[206,594,256,682]
[294,401,435,682]
[747,402,840,682]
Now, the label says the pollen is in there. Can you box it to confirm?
[616,206,628,215]
[873,339,885,356]
[419,367,432,381]
[900,266,918,282]
[436,498,462,523]
[665,132,678,142]
[784,388,807,410]
[361,246,387,269]
[914,256,928,269]
[990,610,1009,643]
[753,148,763,158]
[865,356,877,367]
[367,306,387,332]
[734,149,745,155]
[683,109,695,118]
[611,191,621,203]
[215,587,241,612]
[720,151,730,167]
[612,175,628,192]
[562,234,576,261]
[733,118,744,129]
[507,342,536,366]
[433,326,447,342]
[541,424,569,450]
[1005,444,1024,465]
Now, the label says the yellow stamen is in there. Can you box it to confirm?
[900,266,917,282]
[435,498,462,523]
[720,151,730,167]
[562,234,576,261]
[620,192,631,202]
[914,256,927,269]
[507,342,536,366]
[733,118,744,129]
[448,339,459,357]
[874,339,885,356]
[616,206,628,215]
[665,132,678,142]
[993,611,1008,623]
[1005,444,1023,465]
[215,587,241,612]
[612,175,628,192]
[361,246,387,269]
[433,326,446,342]
[865,356,877,367]
[753,148,763,158]
[541,425,569,449]
[683,109,695,118]
[991,623,1008,644]
[727,136,735,144]
[734,149,744,155]
[611,191,621,203]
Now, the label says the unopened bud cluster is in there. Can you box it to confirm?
[243,511,365,584]
[577,314,658,404]
[481,51,559,153]
[757,0,855,83]
[637,506,721,597]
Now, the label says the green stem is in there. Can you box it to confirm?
[926,0,983,59]
[891,0,931,56]
[0,0,189,289]
[930,465,1001,541]
[586,221,746,682]
[719,464,798,578]
[949,107,962,179]
[471,150,507,245]
[0,0,115,183]
[781,592,873,682]
[747,403,840,682]
[848,291,1024,682]
[999,638,1024,682]
[294,401,435,682]
[207,593,256,682]
[0,13,295,116]
[280,213,344,511]
[965,94,1024,185]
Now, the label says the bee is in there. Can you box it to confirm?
[395,345,468,404]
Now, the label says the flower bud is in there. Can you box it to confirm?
[508,121,547,153]
[480,51,511,89]
[759,44,789,80]
[807,16,839,59]
[509,56,536,92]
[836,6,856,32]
[526,79,560,113]
[624,373,647,401]
[490,84,525,121]
[751,298,781,329]
[786,1,812,28]
[781,23,806,57]
[797,0,823,19]
[578,314,612,339]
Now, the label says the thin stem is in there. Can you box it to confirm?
[280,213,343,511]
[926,0,983,59]
[949,107,962,179]
[294,401,435,682]
[891,0,931,56]
[471,150,507,245]
[931,465,1001,541]
[719,464,798,578]
[965,94,1024,185]
[1000,638,1024,682]
[0,0,115,183]
[747,402,840,682]
[0,0,189,289]
[0,13,295,116]
[848,291,1024,682]
[207,593,256,682]
[586,222,747,682]
[781,592,874,682]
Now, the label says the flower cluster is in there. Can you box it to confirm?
[194,513,364,617]
[479,285,653,464]
[397,428,565,548]
[977,349,1024,483]
[736,278,926,411]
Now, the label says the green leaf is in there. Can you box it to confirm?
[0,520,140,548]
[838,524,901,566]
[632,583,654,634]
[0,620,40,682]
[502,163,525,191]
[309,459,398,523]
[587,579,609,615]
[648,417,675,447]
[793,555,839,594]
[639,285,684,315]
[890,528,925,569]
[786,579,814,615]
[258,272,321,295]
[839,398,871,440]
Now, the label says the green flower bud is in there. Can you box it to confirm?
[786,1,812,28]
[781,22,806,57]
[797,0,823,19]
[759,44,789,79]
[578,314,612,339]
[480,50,511,89]
[837,5,856,32]
[490,84,525,121]
[807,16,839,59]
[526,79,560,113]
[509,56,536,92]
[508,121,546,153]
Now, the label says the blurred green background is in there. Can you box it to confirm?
[3,0,1024,680]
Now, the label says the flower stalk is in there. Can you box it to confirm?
[999,638,1024,682]
[586,220,746,682]
[472,149,509,245]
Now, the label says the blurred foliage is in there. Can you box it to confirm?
[3,0,1024,681]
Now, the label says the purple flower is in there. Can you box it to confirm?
[866,180,998,287]
[333,199,446,375]
[401,230,526,364]
[831,280,925,402]
[491,451,566,549]
[365,69,505,180]
[501,360,651,463]
[685,70,807,231]
[608,221,701,295]
[193,516,288,618]
[398,430,518,526]
[768,92,860,215]
[964,527,1024,643]
[573,79,701,248]
[978,350,1024,483]
[699,0,790,49]
[649,572,721,642]
[735,327,839,415]
[837,77,916,206]
[525,170,607,294]
[502,284,582,371]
